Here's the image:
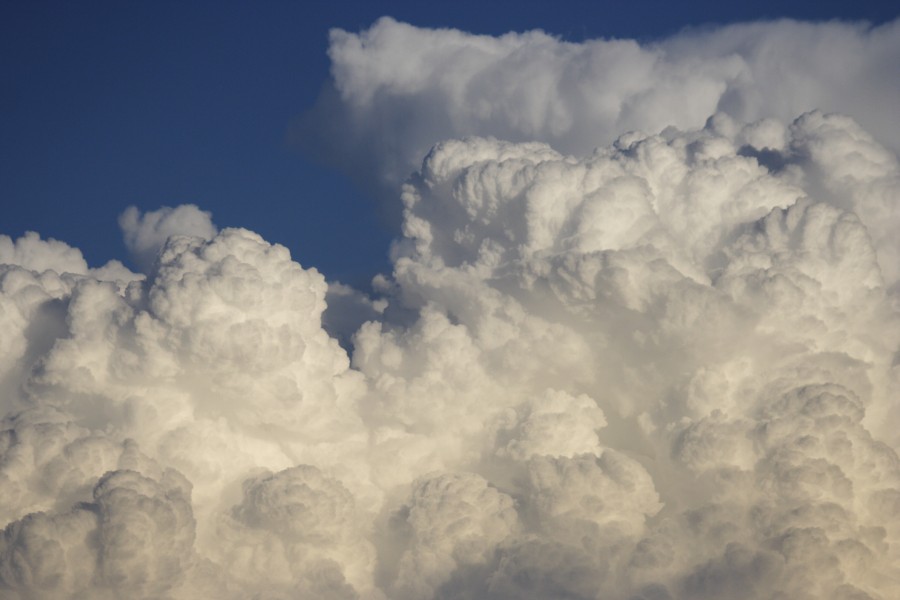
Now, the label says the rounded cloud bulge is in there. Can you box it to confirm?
[2,15,900,600]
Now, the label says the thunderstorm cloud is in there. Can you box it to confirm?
[2,17,900,600]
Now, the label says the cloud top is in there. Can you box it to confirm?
[302,17,900,203]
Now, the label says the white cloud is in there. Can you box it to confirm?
[2,16,900,600]
[0,231,138,283]
[300,17,900,206]
[3,120,899,599]
[119,204,218,273]
[387,472,518,598]
[0,231,90,275]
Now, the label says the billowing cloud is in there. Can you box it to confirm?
[2,17,900,600]
[299,17,900,206]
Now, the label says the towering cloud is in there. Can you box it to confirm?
[2,17,900,600]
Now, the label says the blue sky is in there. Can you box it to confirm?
[2,0,896,287]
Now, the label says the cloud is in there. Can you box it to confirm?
[366,111,900,599]
[0,232,91,276]
[0,419,195,599]
[2,17,900,600]
[299,17,900,209]
[0,226,372,598]
[0,231,137,283]
[386,472,518,598]
[119,204,218,273]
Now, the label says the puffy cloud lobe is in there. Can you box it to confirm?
[0,233,137,285]
[667,374,900,596]
[93,469,195,594]
[447,451,663,599]
[0,508,99,599]
[398,111,899,289]
[782,111,900,283]
[1,223,374,597]
[215,465,374,598]
[0,462,195,600]
[301,17,900,202]
[0,267,69,405]
[0,233,90,276]
[524,452,661,541]
[234,465,357,545]
[26,227,368,491]
[0,409,120,525]
[493,389,607,460]
[119,204,218,273]
[387,472,518,599]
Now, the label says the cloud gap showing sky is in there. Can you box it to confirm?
[1,14,900,600]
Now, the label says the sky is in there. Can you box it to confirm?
[2,2,900,600]
[2,0,897,286]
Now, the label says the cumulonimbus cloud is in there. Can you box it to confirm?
[2,17,900,600]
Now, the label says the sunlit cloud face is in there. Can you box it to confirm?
[2,17,900,600]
